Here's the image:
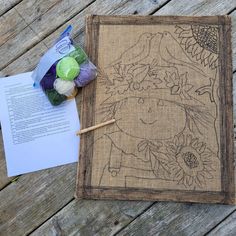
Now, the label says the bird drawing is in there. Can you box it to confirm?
[108,33,155,67]
[159,31,206,77]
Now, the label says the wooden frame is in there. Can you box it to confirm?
[76,15,235,204]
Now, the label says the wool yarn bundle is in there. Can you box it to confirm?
[74,61,97,87]
[38,46,97,106]
[54,79,75,97]
[33,25,97,106]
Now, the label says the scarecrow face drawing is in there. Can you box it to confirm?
[108,96,186,140]
[94,27,221,191]
[118,97,186,140]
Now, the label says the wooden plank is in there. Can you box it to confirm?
[0,0,22,16]
[0,0,168,190]
[0,42,48,77]
[0,27,40,69]
[15,0,62,24]
[231,12,236,70]
[0,163,77,236]
[0,0,61,46]
[76,14,234,204]
[156,0,236,70]
[156,0,236,15]
[116,202,236,236]
[0,0,169,191]
[0,1,171,235]
[44,0,168,45]
[0,0,166,73]
[27,4,236,236]
[0,0,235,235]
[0,0,95,70]
[22,143,236,236]
[0,0,235,190]
[234,74,236,123]
[0,133,14,189]
[30,200,152,236]
[0,8,27,46]
[207,210,236,236]
[1,0,236,78]
[25,0,95,37]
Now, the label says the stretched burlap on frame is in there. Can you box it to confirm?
[76,15,235,204]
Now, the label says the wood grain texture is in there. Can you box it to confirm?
[43,0,167,46]
[0,163,77,236]
[232,12,236,70]
[14,142,236,236]
[0,0,170,191]
[77,15,235,204]
[15,0,62,24]
[207,210,236,236]
[0,0,236,235]
[0,0,166,77]
[0,0,95,70]
[0,4,171,199]
[116,202,236,236]
[156,0,236,70]
[30,200,152,236]
[233,74,236,122]
[0,0,22,16]
[1,0,236,78]
[214,15,235,204]
[0,133,13,189]
[0,0,61,47]
[0,8,27,46]
[0,1,171,235]
[219,15,235,203]
[156,0,236,15]
[0,42,48,77]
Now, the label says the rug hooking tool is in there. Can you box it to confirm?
[76,119,116,135]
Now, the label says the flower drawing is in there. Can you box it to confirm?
[175,25,219,69]
[165,134,216,188]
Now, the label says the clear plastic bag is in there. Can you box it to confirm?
[32,25,97,106]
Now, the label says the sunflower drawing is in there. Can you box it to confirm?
[165,134,216,188]
[175,25,219,69]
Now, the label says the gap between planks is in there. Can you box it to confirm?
[26,198,75,236]
[204,208,236,235]
[149,0,176,15]
[0,1,236,235]
[0,0,169,192]
[0,0,23,17]
[113,202,157,236]
[0,1,173,234]
[0,0,98,71]
[28,9,236,236]
[0,2,235,190]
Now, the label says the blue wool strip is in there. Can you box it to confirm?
[32,26,75,87]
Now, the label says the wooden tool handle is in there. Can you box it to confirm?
[76,119,116,135]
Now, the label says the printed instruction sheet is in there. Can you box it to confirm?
[0,72,80,176]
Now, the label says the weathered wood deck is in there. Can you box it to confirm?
[0,0,236,235]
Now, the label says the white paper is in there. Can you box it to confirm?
[0,72,80,176]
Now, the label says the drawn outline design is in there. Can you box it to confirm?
[95,28,220,190]
[174,25,219,69]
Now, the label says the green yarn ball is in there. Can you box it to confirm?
[69,47,87,64]
[45,89,67,106]
[56,56,80,81]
